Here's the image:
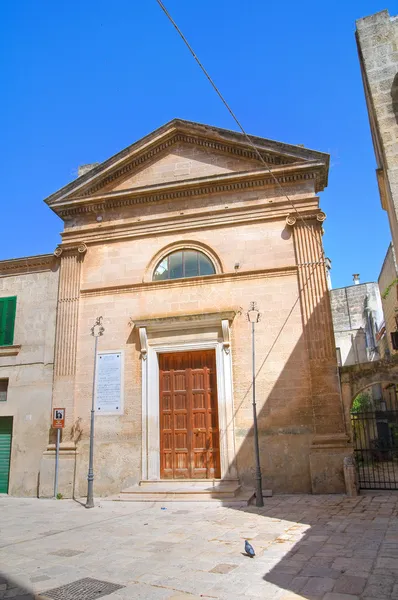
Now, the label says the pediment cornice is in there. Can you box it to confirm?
[44,119,329,218]
[53,161,326,218]
[81,132,296,199]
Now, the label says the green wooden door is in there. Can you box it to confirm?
[0,417,12,493]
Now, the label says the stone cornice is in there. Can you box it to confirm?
[61,200,322,245]
[0,254,57,277]
[80,265,297,298]
[52,162,326,219]
[133,310,237,332]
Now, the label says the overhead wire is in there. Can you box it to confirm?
[155,0,326,258]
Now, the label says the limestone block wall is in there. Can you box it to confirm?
[63,215,317,496]
[356,10,398,251]
[0,262,59,496]
[378,243,398,355]
[330,282,383,365]
[42,120,347,495]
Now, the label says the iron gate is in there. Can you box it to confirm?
[352,384,398,490]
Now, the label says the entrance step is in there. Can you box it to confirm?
[114,479,254,504]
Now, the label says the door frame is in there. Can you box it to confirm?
[141,340,236,481]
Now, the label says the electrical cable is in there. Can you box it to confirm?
[155,0,325,257]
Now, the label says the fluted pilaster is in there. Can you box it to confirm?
[292,216,335,361]
[52,243,87,428]
[290,215,346,437]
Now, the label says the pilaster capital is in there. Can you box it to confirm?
[286,214,297,226]
[285,211,327,228]
[53,242,88,258]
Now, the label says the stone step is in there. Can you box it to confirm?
[112,488,255,504]
[139,478,239,489]
[114,479,255,503]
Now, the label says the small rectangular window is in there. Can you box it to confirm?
[0,380,8,402]
[0,296,17,346]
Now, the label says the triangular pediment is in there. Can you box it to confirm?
[102,141,265,192]
[45,119,329,214]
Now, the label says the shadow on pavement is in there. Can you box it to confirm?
[223,493,398,599]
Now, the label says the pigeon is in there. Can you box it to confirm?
[245,540,255,558]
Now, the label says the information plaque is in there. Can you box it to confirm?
[95,352,123,414]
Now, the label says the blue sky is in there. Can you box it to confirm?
[0,1,392,289]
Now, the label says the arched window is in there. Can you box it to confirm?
[153,250,216,281]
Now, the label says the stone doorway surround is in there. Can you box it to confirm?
[134,311,238,482]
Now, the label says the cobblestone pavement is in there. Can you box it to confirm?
[1,494,398,599]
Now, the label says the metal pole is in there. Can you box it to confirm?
[252,320,264,507]
[54,428,60,498]
[86,333,98,509]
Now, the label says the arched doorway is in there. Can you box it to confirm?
[351,381,398,489]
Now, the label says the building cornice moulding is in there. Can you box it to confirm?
[61,202,323,246]
[51,162,326,219]
[0,254,57,277]
[133,310,237,333]
[80,265,298,298]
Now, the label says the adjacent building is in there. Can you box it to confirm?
[356,9,398,252]
[378,243,398,356]
[1,119,351,497]
[0,255,58,495]
[330,275,383,367]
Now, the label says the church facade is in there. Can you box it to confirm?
[0,120,352,498]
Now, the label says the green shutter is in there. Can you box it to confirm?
[0,417,12,493]
[0,297,17,346]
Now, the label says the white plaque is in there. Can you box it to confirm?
[95,352,123,414]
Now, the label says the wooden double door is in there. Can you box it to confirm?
[159,350,221,479]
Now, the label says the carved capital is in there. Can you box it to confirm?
[317,211,327,223]
[286,214,297,226]
[221,319,231,354]
[53,243,88,257]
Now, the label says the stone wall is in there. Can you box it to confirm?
[330,282,383,365]
[41,121,349,497]
[0,257,59,496]
[378,243,398,355]
[356,10,398,251]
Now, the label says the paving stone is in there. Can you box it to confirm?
[289,576,308,593]
[363,572,395,598]
[301,576,335,595]
[300,565,341,578]
[209,563,237,574]
[332,575,367,595]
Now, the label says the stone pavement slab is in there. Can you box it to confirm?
[1,494,398,599]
